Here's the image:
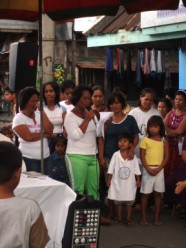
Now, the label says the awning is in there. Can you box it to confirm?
[122,0,186,14]
[0,0,186,22]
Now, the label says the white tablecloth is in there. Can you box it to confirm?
[15,175,76,248]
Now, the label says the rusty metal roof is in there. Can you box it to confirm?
[84,7,140,36]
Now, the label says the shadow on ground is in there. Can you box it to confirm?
[99,208,186,248]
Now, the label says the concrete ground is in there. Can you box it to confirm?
[99,207,186,248]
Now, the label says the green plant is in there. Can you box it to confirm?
[53,64,64,84]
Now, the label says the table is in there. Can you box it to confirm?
[15,174,76,248]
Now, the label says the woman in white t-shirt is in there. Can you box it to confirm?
[12,87,53,174]
[129,88,161,209]
[43,82,65,152]
[64,85,99,200]
[129,88,161,161]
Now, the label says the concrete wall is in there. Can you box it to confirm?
[42,15,68,83]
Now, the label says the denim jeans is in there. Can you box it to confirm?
[23,157,50,175]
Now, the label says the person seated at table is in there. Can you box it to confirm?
[48,135,70,186]
[0,141,50,248]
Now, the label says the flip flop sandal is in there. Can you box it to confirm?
[154,221,163,226]
[139,221,149,226]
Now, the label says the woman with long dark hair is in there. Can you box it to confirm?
[158,98,172,120]
[43,81,65,152]
[163,91,186,208]
[164,90,186,180]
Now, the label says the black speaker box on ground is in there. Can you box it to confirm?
[62,196,101,248]
[9,42,38,92]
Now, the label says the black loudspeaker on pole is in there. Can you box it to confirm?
[9,42,38,92]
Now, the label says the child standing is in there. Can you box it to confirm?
[0,141,49,247]
[48,135,70,185]
[4,86,16,116]
[140,115,169,226]
[59,80,75,112]
[107,133,141,225]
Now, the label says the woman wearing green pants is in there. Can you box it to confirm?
[64,85,99,200]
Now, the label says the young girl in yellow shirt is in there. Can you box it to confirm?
[140,115,169,226]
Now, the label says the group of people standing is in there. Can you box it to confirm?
[2,81,186,227]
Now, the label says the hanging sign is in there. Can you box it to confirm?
[141,0,186,28]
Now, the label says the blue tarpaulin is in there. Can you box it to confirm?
[179,39,186,90]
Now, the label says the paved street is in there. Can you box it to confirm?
[99,208,186,248]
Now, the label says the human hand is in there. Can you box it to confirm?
[43,133,51,139]
[99,157,107,171]
[153,167,160,175]
[107,178,111,188]
[127,148,134,160]
[105,118,112,126]
[175,181,186,194]
[136,180,141,188]
[85,109,95,121]
[62,128,68,138]
[146,167,156,176]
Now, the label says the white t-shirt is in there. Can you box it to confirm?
[0,133,11,142]
[64,111,97,155]
[60,100,74,112]
[12,112,50,159]
[97,111,112,137]
[44,105,63,134]
[0,197,49,248]
[108,151,141,201]
[129,107,161,160]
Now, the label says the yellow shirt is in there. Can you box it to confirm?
[123,104,134,114]
[140,137,164,166]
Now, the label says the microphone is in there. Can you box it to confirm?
[86,106,97,125]
[86,106,92,111]
[86,106,100,121]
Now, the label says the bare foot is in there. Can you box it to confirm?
[139,220,149,226]
[154,221,162,226]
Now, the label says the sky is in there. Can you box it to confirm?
[74,16,103,32]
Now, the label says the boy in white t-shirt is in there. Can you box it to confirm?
[107,133,141,225]
[0,141,50,248]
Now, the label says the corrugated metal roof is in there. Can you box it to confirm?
[84,7,140,36]
[103,12,140,33]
